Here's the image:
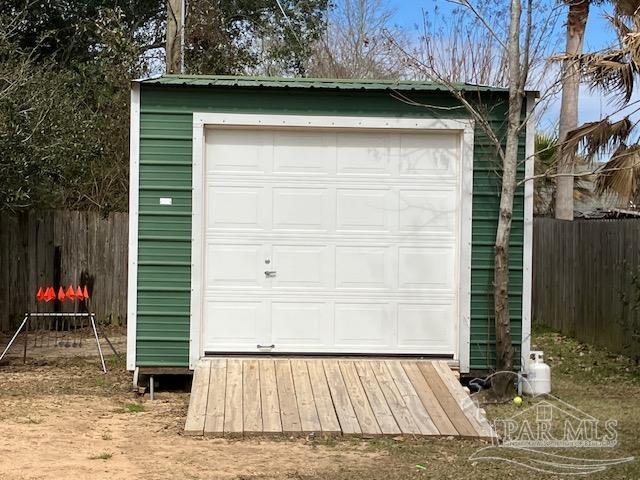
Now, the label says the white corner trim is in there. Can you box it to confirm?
[126,83,141,371]
[188,112,475,370]
[189,120,205,370]
[457,123,475,374]
[521,94,536,369]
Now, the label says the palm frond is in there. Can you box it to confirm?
[614,0,640,19]
[534,132,557,171]
[623,31,640,67]
[579,51,636,104]
[595,144,640,203]
[564,117,633,159]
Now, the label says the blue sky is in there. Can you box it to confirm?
[385,1,624,131]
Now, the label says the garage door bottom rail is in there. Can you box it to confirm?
[184,358,496,440]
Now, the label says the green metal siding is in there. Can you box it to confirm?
[136,85,527,370]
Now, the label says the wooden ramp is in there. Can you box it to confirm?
[184,358,495,440]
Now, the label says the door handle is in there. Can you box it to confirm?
[264,270,277,278]
[257,344,275,349]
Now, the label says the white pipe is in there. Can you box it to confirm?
[90,314,107,374]
[0,315,29,362]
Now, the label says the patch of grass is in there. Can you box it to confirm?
[105,355,123,369]
[532,328,640,386]
[124,402,145,413]
[89,452,112,461]
[101,432,112,441]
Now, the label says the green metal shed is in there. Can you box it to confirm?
[126,74,534,374]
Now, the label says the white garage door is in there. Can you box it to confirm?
[201,127,461,355]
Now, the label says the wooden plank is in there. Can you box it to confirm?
[223,358,243,435]
[432,361,495,439]
[403,362,458,436]
[275,359,302,433]
[204,359,227,436]
[322,360,361,435]
[291,360,321,433]
[385,361,438,435]
[418,363,478,437]
[242,359,262,433]
[338,361,381,435]
[184,361,211,435]
[306,360,341,434]
[369,361,420,435]
[433,361,492,435]
[354,361,400,435]
[259,360,282,433]
[417,362,477,438]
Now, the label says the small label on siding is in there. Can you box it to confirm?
[159,197,172,206]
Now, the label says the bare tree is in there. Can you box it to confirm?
[387,0,561,398]
[308,0,408,78]
[412,1,560,97]
[415,3,510,86]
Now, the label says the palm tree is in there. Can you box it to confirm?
[561,1,640,206]
[535,133,559,214]
[535,132,593,215]
[556,0,593,220]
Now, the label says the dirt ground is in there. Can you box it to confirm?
[0,327,638,480]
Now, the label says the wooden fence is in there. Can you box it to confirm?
[4,212,639,358]
[533,217,640,359]
[0,211,128,331]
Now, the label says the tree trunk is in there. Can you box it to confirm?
[166,0,184,74]
[492,0,527,399]
[556,1,589,220]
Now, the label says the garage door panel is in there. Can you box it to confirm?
[398,247,455,291]
[399,133,458,177]
[336,132,394,176]
[271,302,330,347]
[206,129,272,173]
[272,245,329,289]
[205,244,265,288]
[208,185,267,230]
[273,131,335,174]
[273,187,329,231]
[334,303,393,347]
[398,189,457,234]
[336,188,393,232]
[204,301,265,349]
[335,246,392,290]
[397,303,455,352]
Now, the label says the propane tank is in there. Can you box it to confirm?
[522,350,551,396]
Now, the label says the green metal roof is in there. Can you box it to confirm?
[138,74,510,93]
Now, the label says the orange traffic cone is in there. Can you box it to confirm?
[66,285,76,300]
[57,286,66,302]
[44,287,55,302]
[83,286,90,299]
[76,286,84,300]
[36,287,44,301]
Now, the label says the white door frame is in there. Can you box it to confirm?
[189,113,475,371]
